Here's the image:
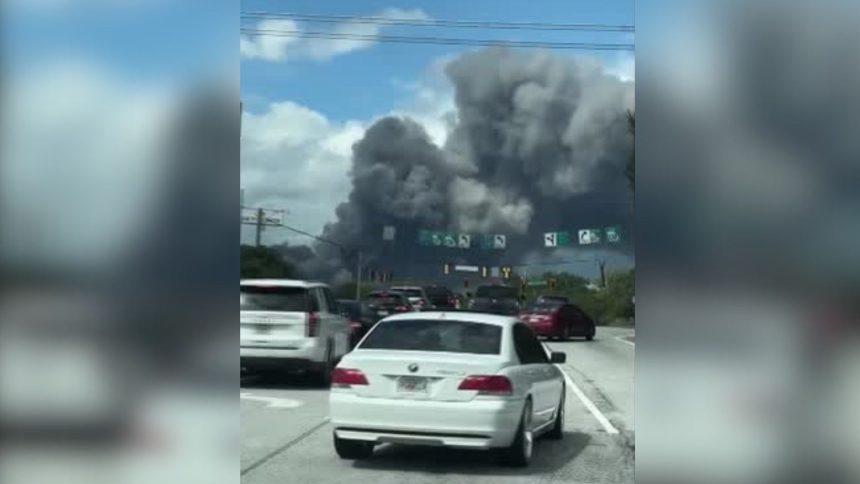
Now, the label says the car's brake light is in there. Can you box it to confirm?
[395,305,409,312]
[458,375,513,395]
[306,312,320,337]
[331,368,368,387]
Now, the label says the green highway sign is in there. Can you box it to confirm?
[543,231,570,248]
[578,228,602,245]
[605,226,621,243]
[418,229,432,246]
[480,235,494,249]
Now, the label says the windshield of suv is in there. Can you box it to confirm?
[240,286,309,312]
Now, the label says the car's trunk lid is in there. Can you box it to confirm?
[343,350,508,402]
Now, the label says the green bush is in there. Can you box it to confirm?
[240,245,300,279]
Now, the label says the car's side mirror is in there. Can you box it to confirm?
[550,352,566,364]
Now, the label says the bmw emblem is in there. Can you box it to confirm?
[408,363,419,373]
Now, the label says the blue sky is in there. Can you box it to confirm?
[3,0,236,83]
[241,0,634,120]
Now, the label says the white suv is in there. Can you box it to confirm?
[240,279,351,384]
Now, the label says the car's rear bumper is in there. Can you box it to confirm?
[330,392,524,448]
[526,321,557,336]
[240,343,324,369]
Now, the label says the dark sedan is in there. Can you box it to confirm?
[364,291,415,320]
[423,285,458,310]
[468,285,521,315]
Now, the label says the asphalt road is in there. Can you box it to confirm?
[241,326,635,484]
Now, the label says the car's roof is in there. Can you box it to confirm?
[379,311,519,327]
[240,279,328,288]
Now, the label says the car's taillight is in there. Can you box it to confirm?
[349,321,362,331]
[457,375,513,395]
[331,368,368,387]
[395,305,409,312]
[306,312,320,337]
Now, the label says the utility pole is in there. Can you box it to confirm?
[254,207,264,247]
[597,259,607,288]
[355,250,363,300]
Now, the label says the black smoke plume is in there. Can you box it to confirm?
[287,48,634,285]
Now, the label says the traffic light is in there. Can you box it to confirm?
[548,278,557,291]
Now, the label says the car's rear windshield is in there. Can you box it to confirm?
[394,288,422,297]
[359,320,502,355]
[240,286,309,312]
[367,293,405,305]
[475,286,518,299]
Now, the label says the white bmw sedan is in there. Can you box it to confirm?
[329,311,567,467]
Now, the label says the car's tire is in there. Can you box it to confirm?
[586,326,595,341]
[547,389,565,440]
[500,399,534,467]
[561,325,571,341]
[333,433,374,459]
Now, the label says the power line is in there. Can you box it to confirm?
[240,29,634,51]
[241,11,634,32]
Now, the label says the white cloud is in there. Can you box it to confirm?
[240,19,301,62]
[1,60,176,269]
[241,102,365,241]
[241,8,430,63]
[387,53,457,147]
[607,52,635,82]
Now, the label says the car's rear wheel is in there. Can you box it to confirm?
[333,433,374,459]
[561,325,571,341]
[547,389,565,440]
[586,326,595,341]
[501,399,533,467]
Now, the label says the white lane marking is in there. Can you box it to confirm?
[555,364,619,434]
[240,393,303,409]
[615,333,635,347]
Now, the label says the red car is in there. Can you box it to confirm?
[519,302,596,341]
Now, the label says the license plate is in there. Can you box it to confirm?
[377,310,389,316]
[397,376,428,394]
[255,324,272,335]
